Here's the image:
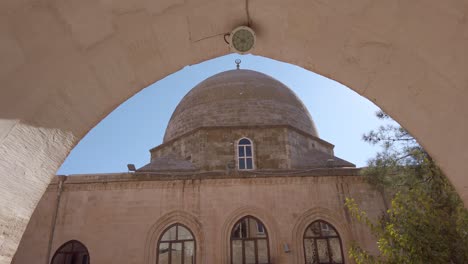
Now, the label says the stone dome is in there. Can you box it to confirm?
[163,69,318,142]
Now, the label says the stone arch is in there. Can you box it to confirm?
[2,1,468,262]
[292,207,352,264]
[221,206,280,264]
[144,210,204,264]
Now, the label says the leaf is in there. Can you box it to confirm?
[345,111,468,264]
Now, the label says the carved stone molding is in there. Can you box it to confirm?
[55,175,365,192]
[143,210,204,264]
[291,207,353,263]
[219,206,280,264]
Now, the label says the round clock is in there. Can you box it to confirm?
[229,26,256,54]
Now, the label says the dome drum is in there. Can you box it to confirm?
[146,126,352,172]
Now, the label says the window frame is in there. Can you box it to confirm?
[256,222,265,235]
[157,223,196,264]
[230,215,270,264]
[303,220,345,264]
[236,138,255,170]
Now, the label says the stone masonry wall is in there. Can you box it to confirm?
[287,129,335,168]
[151,127,289,171]
[13,173,385,264]
[11,190,56,264]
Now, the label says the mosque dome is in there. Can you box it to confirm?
[163,69,318,142]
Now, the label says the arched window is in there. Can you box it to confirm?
[157,223,196,264]
[51,240,89,264]
[237,138,254,170]
[231,216,270,264]
[303,220,344,264]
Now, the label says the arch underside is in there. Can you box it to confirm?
[1,0,468,263]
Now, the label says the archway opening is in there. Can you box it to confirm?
[12,54,399,264]
[2,2,468,263]
[57,54,391,175]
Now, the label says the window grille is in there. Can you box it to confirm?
[231,216,270,264]
[157,224,196,264]
[303,220,344,264]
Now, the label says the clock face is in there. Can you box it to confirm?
[232,28,255,53]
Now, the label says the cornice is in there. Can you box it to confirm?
[47,172,366,192]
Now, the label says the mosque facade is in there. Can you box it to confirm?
[12,70,386,264]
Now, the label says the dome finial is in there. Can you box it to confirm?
[235,59,241,70]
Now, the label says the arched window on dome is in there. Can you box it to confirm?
[157,223,196,264]
[237,138,254,170]
[231,216,270,264]
[303,220,344,264]
[51,240,89,264]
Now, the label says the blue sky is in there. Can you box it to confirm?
[58,54,390,175]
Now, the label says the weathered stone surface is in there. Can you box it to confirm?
[164,70,318,142]
[139,154,196,172]
[0,123,75,264]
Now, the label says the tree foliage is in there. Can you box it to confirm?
[345,111,468,264]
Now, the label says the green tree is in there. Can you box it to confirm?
[345,111,468,264]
